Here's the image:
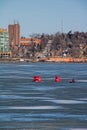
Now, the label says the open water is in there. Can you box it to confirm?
[0,62,87,130]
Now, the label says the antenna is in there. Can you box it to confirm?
[61,19,63,33]
[14,20,15,24]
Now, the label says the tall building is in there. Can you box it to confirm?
[14,23,20,46]
[0,27,10,58]
[8,25,14,47]
[8,22,20,47]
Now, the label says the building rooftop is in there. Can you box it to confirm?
[0,28,7,33]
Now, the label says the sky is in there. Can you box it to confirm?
[0,0,87,37]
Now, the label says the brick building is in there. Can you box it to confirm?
[8,22,20,47]
[20,37,41,46]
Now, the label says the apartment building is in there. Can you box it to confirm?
[0,27,10,58]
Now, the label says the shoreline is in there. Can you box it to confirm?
[0,57,87,63]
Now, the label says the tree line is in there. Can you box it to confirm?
[13,31,87,58]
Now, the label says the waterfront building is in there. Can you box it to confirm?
[0,27,11,58]
[8,22,20,47]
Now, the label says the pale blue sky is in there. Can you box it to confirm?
[0,0,87,37]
